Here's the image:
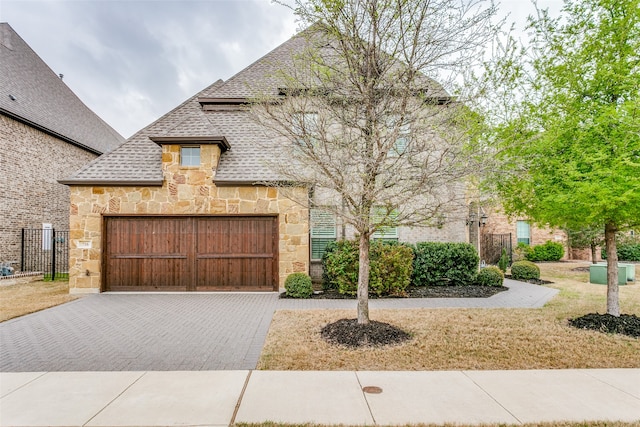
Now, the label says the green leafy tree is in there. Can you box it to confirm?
[486,0,640,316]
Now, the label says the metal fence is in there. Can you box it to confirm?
[481,233,513,265]
[21,228,69,280]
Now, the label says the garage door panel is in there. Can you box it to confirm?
[104,216,277,292]
[196,258,273,291]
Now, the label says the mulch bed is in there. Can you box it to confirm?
[569,313,640,338]
[280,285,508,299]
[504,275,554,285]
[321,318,412,348]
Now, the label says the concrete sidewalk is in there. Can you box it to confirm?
[1,369,639,426]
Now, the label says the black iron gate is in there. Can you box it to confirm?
[21,228,69,280]
[481,233,512,265]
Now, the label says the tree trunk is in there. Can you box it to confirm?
[604,222,620,317]
[590,243,597,264]
[357,233,371,325]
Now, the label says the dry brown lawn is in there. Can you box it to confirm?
[0,279,78,322]
[258,261,640,371]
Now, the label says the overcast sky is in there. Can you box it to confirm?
[1,0,562,139]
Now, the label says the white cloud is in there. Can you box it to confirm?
[0,0,566,138]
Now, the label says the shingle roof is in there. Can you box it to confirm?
[207,32,307,99]
[0,23,124,154]
[61,26,449,186]
[60,80,226,185]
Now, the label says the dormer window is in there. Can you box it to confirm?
[181,146,200,167]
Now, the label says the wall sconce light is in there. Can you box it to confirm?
[479,213,488,227]
[467,212,488,227]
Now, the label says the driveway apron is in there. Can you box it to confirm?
[0,293,280,371]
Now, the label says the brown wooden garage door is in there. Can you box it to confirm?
[103,216,278,292]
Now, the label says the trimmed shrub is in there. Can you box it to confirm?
[618,244,640,261]
[284,273,313,298]
[322,240,359,292]
[322,240,358,291]
[368,241,414,296]
[322,240,414,296]
[412,242,479,286]
[601,243,640,261]
[497,248,510,273]
[476,266,504,287]
[526,240,564,262]
[510,260,540,281]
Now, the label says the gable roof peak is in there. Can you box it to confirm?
[0,22,124,154]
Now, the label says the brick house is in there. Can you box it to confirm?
[0,23,124,269]
[479,205,569,264]
[61,29,470,294]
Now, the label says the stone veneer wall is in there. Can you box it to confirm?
[0,114,97,267]
[68,143,308,293]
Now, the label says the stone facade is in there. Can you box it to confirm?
[68,143,308,293]
[0,114,97,268]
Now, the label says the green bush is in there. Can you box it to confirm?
[284,273,313,298]
[601,243,640,261]
[618,244,640,261]
[412,242,479,286]
[526,240,564,262]
[497,248,510,273]
[476,266,504,287]
[510,260,540,281]
[322,240,414,296]
[368,241,414,296]
[322,240,359,292]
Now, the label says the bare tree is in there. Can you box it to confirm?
[251,0,501,324]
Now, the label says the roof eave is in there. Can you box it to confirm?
[1,108,103,155]
[59,179,164,187]
[214,179,311,187]
[197,97,249,105]
[150,136,231,152]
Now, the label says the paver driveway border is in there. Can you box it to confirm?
[0,279,558,372]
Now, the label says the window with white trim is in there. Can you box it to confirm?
[310,208,337,260]
[180,146,200,166]
[516,220,531,245]
[372,208,399,240]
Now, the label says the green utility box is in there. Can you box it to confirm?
[590,264,630,285]
[596,262,635,282]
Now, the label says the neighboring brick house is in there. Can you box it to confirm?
[61,29,470,294]
[0,23,124,269]
[479,206,569,264]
